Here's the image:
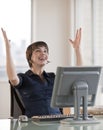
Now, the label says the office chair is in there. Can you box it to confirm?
[10,86,25,118]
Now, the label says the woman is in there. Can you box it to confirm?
[1,28,82,117]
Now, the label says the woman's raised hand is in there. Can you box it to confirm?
[69,28,81,49]
[1,28,11,49]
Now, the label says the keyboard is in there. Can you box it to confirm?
[32,114,93,121]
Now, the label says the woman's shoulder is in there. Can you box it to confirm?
[18,70,32,75]
[44,71,55,78]
[17,70,32,78]
[47,72,55,77]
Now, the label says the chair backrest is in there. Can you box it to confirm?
[10,86,25,118]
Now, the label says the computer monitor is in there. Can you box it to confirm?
[51,66,102,124]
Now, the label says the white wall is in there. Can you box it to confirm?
[0,81,10,118]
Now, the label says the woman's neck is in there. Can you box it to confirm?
[31,67,45,81]
[31,66,44,76]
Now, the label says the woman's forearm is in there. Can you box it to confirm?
[6,47,20,86]
[75,48,82,66]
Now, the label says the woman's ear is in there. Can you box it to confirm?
[29,60,32,63]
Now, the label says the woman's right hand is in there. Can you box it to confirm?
[1,28,11,49]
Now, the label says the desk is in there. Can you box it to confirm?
[0,117,103,130]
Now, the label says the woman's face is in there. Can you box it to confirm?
[31,46,49,67]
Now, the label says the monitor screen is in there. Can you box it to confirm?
[51,66,102,124]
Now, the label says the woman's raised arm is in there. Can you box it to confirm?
[63,28,82,115]
[1,28,20,86]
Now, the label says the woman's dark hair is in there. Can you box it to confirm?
[26,41,49,67]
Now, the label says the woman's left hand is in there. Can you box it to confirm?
[69,28,82,49]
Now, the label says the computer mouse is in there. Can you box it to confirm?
[18,115,29,122]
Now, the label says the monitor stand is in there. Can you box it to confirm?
[60,81,100,125]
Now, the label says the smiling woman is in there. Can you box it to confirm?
[1,23,82,117]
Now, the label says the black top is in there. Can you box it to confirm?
[13,70,61,117]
